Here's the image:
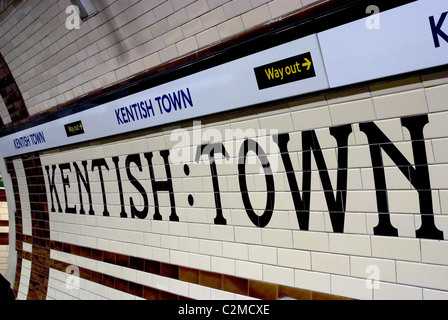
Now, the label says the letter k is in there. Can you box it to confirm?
[429,12,448,48]
[115,109,124,125]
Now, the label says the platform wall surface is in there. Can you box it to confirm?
[5,69,448,300]
[1,0,448,300]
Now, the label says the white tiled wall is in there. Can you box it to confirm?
[0,96,11,125]
[2,0,448,301]
[0,244,7,276]
[47,266,143,300]
[12,159,32,236]
[33,71,448,300]
[16,258,31,300]
[0,201,8,276]
[47,250,253,300]
[0,0,324,120]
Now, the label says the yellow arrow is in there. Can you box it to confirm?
[302,58,312,71]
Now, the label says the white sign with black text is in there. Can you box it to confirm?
[318,0,448,88]
[0,0,447,158]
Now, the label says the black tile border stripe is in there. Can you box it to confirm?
[0,52,29,124]
[0,189,7,202]
[21,153,50,300]
[16,248,189,300]
[17,237,351,300]
[5,158,23,296]
[0,232,8,245]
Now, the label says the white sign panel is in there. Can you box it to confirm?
[2,1,447,158]
[318,0,448,88]
[0,34,328,157]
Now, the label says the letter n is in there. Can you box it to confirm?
[359,115,443,240]
[73,161,94,215]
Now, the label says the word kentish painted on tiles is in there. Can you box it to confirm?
[114,88,193,125]
[44,114,443,241]
[13,131,46,150]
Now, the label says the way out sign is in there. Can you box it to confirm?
[254,52,316,90]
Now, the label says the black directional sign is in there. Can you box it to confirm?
[64,120,85,137]
[254,52,316,90]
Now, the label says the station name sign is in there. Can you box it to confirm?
[0,1,447,158]
[0,33,328,157]
[13,131,46,150]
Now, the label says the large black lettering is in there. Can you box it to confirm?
[126,153,149,219]
[359,115,443,240]
[144,150,179,222]
[238,139,275,228]
[45,164,62,213]
[91,158,110,216]
[73,161,94,215]
[195,143,230,225]
[274,134,310,230]
[273,124,352,233]
[112,156,127,218]
[429,12,448,48]
[59,163,76,214]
